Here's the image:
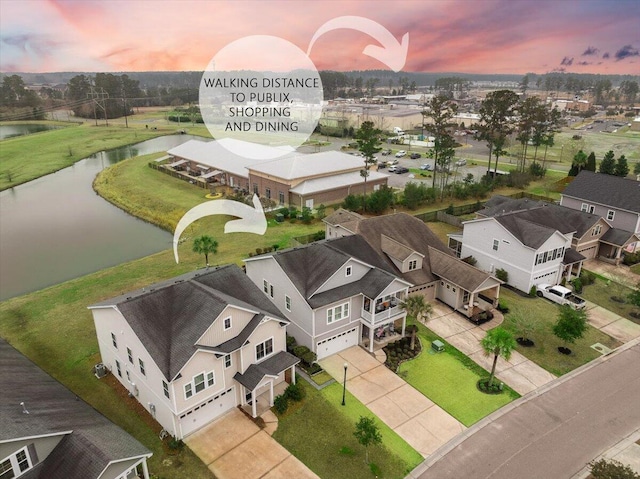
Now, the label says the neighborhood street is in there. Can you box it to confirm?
[411,340,640,479]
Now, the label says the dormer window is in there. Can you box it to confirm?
[408,260,418,271]
[224,317,232,330]
[346,265,352,277]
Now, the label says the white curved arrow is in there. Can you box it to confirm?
[173,194,267,263]
[307,16,409,72]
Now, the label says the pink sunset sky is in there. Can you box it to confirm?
[1,0,639,75]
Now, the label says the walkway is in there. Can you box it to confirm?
[426,302,556,395]
[585,300,640,343]
[584,259,639,289]
[410,339,640,479]
[320,346,465,458]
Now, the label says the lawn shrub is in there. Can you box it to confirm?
[589,458,640,479]
[301,350,317,367]
[579,270,596,286]
[292,345,310,359]
[623,252,640,266]
[285,382,305,402]
[495,268,509,283]
[461,256,477,266]
[498,299,510,313]
[528,285,537,297]
[278,207,290,219]
[571,277,583,294]
[286,334,297,353]
[274,394,288,414]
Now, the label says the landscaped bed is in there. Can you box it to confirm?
[395,320,519,427]
[499,289,622,376]
[273,380,422,479]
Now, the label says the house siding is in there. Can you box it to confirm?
[314,296,358,337]
[0,436,63,469]
[196,306,256,347]
[173,350,228,414]
[313,259,370,295]
[561,195,640,234]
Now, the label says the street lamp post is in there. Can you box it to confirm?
[341,362,348,406]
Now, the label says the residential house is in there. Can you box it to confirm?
[165,139,389,208]
[244,236,412,358]
[560,170,640,252]
[89,265,299,439]
[324,211,502,319]
[0,339,151,479]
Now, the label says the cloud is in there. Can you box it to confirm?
[560,56,574,66]
[577,61,592,65]
[582,46,599,56]
[603,52,610,59]
[615,44,639,61]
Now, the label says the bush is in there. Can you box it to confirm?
[529,285,537,297]
[286,335,297,353]
[461,256,477,266]
[292,345,310,359]
[579,270,596,286]
[367,185,395,213]
[168,437,185,450]
[505,171,533,189]
[278,207,290,219]
[497,299,510,313]
[301,350,317,367]
[589,458,640,479]
[285,382,305,402]
[495,268,509,283]
[622,252,640,266]
[312,230,326,241]
[301,207,313,224]
[571,277,583,294]
[274,394,289,414]
[528,162,546,178]
[445,203,455,214]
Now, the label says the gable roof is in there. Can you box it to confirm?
[89,265,285,380]
[323,208,364,227]
[478,195,603,238]
[289,170,388,195]
[429,247,501,292]
[247,150,363,180]
[600,228,640,246]
[562,170,640,214]
[494,214,559,249]
[233,351,299,391]
[0,339,150,479]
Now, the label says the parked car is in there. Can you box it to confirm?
[394,166,409,174]
[455,158,467,167]
[420,163,433,171]
[410,152,422,159]
[386,159,399,166]
[536,283,586,310]
[381,148,392,156]
[377,162,387,168]
[395,150,407,158]
[388,165,398,172]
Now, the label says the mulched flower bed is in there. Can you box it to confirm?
[477,378,504,395]
[558,346,572,355]
[516,337,535,347]
[383,336,422,371]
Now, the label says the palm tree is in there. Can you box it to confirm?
[400,295,433,350]
[480,327,516,388]
[192,235,218,266]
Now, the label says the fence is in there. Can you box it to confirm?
[148,162,208,189]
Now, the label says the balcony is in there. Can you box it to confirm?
[361,303,404,325]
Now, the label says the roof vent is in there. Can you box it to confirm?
[20,402,29,415]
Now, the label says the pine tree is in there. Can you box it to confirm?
[585,152,596,172]
[614,155,629,177]
[599,150,616,175]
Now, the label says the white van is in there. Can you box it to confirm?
[393,126,405,136]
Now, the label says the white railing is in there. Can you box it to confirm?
[361,305,403,324]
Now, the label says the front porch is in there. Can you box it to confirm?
[361,320,404,351]
[360,291,408,354]
[240,380,288,417]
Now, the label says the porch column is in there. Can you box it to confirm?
[291,365,296,385]
[401,316,406,336]
[368,326,374,353]
[575,262,582,278]
[269,381,274,407]
[141,459,150,479]
[252,388,257,418]
[615,247,622,265]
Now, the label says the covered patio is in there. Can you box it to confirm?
[598,230,640,265]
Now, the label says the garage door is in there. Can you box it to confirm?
[180,387,236,437]
[316,327,359,360]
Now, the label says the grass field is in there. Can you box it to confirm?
[580,278,639,324]
[631,263,640,275]
[500,289,622,376]
[273,380,422,479]
[399,320,518,426]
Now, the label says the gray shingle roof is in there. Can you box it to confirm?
[477,196,545,217]
[0,339,150,479]
[600,228,639,246]
[233,351,300,391]
[323,208,364,227]
[494,215,558,249]
[428,247,499,292]
[199,314,264,355]
[90,265,286,380]
[307,268,398,308]
[563,248,586,264]
[562,170,640,214]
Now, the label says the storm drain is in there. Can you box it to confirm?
[591,343,612,355]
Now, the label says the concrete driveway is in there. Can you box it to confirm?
[320,346,465,457]
[585,301,640,343]
[185,408,318,479]
[426,302,557,395]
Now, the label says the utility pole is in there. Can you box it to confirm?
[122,79,129,128]
[88,87,109,126]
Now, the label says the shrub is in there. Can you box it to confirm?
[445,203,455,214]
[285,382,305,402]
[343,194,361,211]
[528,162,546,178]
[579,270,596,286]
[255,247,262,255]
[461,256,477,266]
[274,394,288,414]
[168,437,185,450]
[622,252,640,266]
[292,345,310,359]
[571,277,583,294]
[529,285,537,297]
[495,268,509,283]
[498,299,510,313]
[286,335,297,353]
[301,207,313,224]
[312,230,326,241]
[301,350,317,367]
[307,363,323,374]
[278,207,290,219]
[589,458,640,479]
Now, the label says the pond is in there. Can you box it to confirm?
[0,123,66,140]
[0,134,206,301]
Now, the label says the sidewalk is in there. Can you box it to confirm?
[584,259,639,289]
[570,429,640,478]
[426,302,556,395]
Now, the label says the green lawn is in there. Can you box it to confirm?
[499,289,622,376]
[0,121,184,190]
[631,263,640,276]
[580,277,639,324]
[273,381,422,479]
[399,321,518,426]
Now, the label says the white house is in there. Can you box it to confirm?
[89,265,299,439]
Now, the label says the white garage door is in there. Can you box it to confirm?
[316,327,359,360]
[180,387,236,437]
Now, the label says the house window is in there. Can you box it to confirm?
[194,373,205,393]
[463,291,470,304]
[256,338,274,361]
[223,317,232,330]
[492,239,499,251]
[589,205,595,214]
[346,265,352,276]
[139,358,146,376]
[581,203,589,212]
[163,381,170,399]
[279,191,285,204]
[592,224,602,236]
[0,458,12,478]
[408,260,418,270]
[126,370,131,382]
[327,303,349,324]
[265,187,271,199]
[270,284,274,298]
[185,383,193,399]
[115,359,122,378]
[285,295,291,312]
[0,447,32,478]
[127,347,133,364]
[253,183,258,195]
[111,332,118,349]
[207,371,215,387]
[607,210,615,221]
[224,354,232,369]
[263,279,268,293]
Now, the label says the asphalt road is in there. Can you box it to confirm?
[413,342,640,479]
